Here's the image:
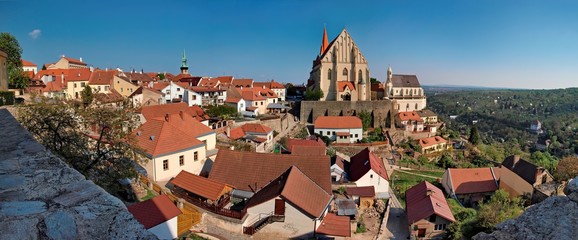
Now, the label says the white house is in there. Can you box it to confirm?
[314,116,363,143]
[254,80,286,102]
[242,166,333,237]
[348,148,390,198]
[228,123,274,146]
[127,195,181,239]
[225,97,246,113]
[330,155,348,182]
[133,112,213,182]
[189,86,227,106]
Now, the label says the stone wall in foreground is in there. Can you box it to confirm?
[0,108,156,240]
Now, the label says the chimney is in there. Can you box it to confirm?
[426,189,433,196]
[513,155,521,166]
[262,85,265,89]
[79,57,83,62]
[164,113,169,122]
[226,125,231,137]
[179,110,184,119]
[61,73,64,85]
[536,168,544,184]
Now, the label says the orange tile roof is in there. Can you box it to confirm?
[291,145,326,156]
[236,87,267,101]
[349,148,389,181]
[88,70,116,85]
[151,81,170,91]
[244,166,332,218]
[398,111,423,122]
[371,83,384,91]
[94,88,124,103]
[337,81,355,92]
[346,186,375,197]
[316,213,351,237]
[133,113,206,157]
[418,136,447,148]
[209,150,331,193]
[171,170,231,201]
[314,116,362,129]
[406,181,455,224]
[198,78,220,88]
[125,72,154,83]
[229,123,272,140]
[21,59,36,66]
[446,168,499,195]
[140,103,213,135]
[44,79,66,92]
[231,78,253,88]
[63,57,87,65]
[228,127,246,140]
[253,80,285,89]
[35,68,92,82]
[127,195,181,229]
[286,138,325,153]
[225,97,242,103]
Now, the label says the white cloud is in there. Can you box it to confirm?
[28,29,41,39]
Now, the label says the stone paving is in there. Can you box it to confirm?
[0,108,156,240]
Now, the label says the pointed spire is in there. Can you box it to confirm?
[181,49,188,68]
[320,25,329,55]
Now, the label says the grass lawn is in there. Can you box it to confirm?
[406,170,444,178]
[390,170,442,208]
[140,189,155,201]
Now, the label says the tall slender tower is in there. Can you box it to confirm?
[180,49,189,75]
[320,26,329,55]
[385,65,393,99]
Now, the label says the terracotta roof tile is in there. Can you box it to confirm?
[228,127,246,140]
[171,171,231,201]
[241,123,272,134]
[286,138,325,153]
[140,103,212,128]
[21,59,36,66]
[151,81,169,91]
[349,148,389,182]
[397,111,423,122]
[124,72,154,83]
[446,168,499,195]
[253,80,285,89]
[337,81,356,92]
[290,145,326,156]
[88,69,116,85]
[346,186,375,197]
[127,195,181,229]
[63,57,87,65]
[316,213,351,237]
[314,116,362,129]
[231,78,253,88]
[244,166,332,218]
[406,181,455,224]
[418,136,447,148]
[209,150,331,193]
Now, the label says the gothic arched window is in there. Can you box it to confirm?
[415,103,419,109]
[358,70,363,82]
[328,69,331,80]
[343,68,348,76]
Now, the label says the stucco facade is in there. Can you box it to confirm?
[144,145,206,183]
[499,167,534,198]
[0,50,8,91]
[409,215,452,239]
[148,217,178,239]
[353,169,389,198]
[309,28,370,101]
[314,127,363,143]
[112,75,137,98]
[66,80,89,99]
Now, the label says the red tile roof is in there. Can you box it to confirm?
[225,97,242,103]
[346,186,375,197]
[198,78,220,88]
[286,138,325,153]
[337,81,356,92]
[171,171,231,201]
[253,80,285,89]
[418,136,447,148]
[371,83,384,91]
[125,72,154,83]
[228,127,246,140]
[314,116,362,129]
[44,79,66,92]
[398,111,423,122]
[349,148,389,182]
[231,78,253,88]
[94,88,124,103]
[446,168,499,195]
[316,213,351,237]
[209,150,332,193]
[88,69,116,85]
[291,145,326,156]
[151,81,169,91]
[406,181,455,224]
[127,195,181,229]
[170,73,192,82]
[21,59,36,66]
[133,113,207,157]
[35,68,92,82]
[63,57,87,65]
[237,87,267,101]
[228,123,272,140]
[140,103,212,125]
[244,166,332,218]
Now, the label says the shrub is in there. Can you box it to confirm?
[0,91,15,106]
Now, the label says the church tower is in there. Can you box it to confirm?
[180,50,189,75]
[384,65,393,99]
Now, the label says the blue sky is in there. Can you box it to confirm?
[1,0,578,89]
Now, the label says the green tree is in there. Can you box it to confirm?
[0,32,28,90]
[554,155,578,182]
[18,98,144,193]
[370,77,378,84]
[304,87,324,100]
[358,110,372,130]
[437,153,456,169]
[81,85,94,107]
[156,73,165,80]
[476,189,524,231]
[469,125,481,145]
[205,105,237,119]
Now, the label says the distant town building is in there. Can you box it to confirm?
[418,136,449,154]
[21,59,37,75]
[499,155,555,203]
[308,27,370,101]
[530,120,543,134]
[314,116,363,143]
[442,167,500,206]
[46,56,88,69]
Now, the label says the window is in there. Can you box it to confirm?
[166,90,170,94]
[327,131,330,135]
[194,151,198,161]
[260,102,263,106]
[254,102,257,106]
[319,132,323,136]
[415,103,418,109]
[192,95,196,100]
[429,215,436,222]
[327,68,332,80]
[81,82,85,87]
[74,83,77,88]
[358,70,363,82]
[370,174,373,178]
[105,86,109,91]
[98,86,101,91]
[177,88,181,91]
[332,131,335,135]
[120,88,123,92]
[434,224,447,231]
[342,68,348,76]
[179,155,184,166]
[355,134,358,138]
[163,160,169,170]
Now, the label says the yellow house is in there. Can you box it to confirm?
[112,75,138,98]
[47,56,88,69]
[64,69,92,99]
[88,69,116,94]
[0,49,7,91]
[418,136,449,154]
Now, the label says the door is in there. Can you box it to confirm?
[274,199,285,215]
[417,228,426,237]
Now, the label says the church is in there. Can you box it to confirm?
[308,27,370,101]
[384,65,427,111]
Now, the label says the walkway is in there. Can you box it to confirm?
[394,169,440,179]
[378,190,409,240]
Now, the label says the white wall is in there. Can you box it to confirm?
[196,132,216,152]
[314,127,363,143]
[146,145,206,182]
[148,216,178,240]
[354,169,389,198]
[183,89,203,106]
[330,165,346,182]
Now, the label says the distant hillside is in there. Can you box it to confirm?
[427,88,578,158]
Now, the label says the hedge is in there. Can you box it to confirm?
[0,91,15,106]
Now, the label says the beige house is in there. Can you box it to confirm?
[47,56,88,69]
[418,136,449,154]
[128,86,164,107]
[385,66,427,111]
[88,69,116,94]
[308,27,370,101]
[499,155,554,203]
[64,69,92,99]
[112,75,138,97]
[0,49,8,91]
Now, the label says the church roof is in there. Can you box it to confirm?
[337,82,355,92]
[391,74,421,88]
[320,26,329,55]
